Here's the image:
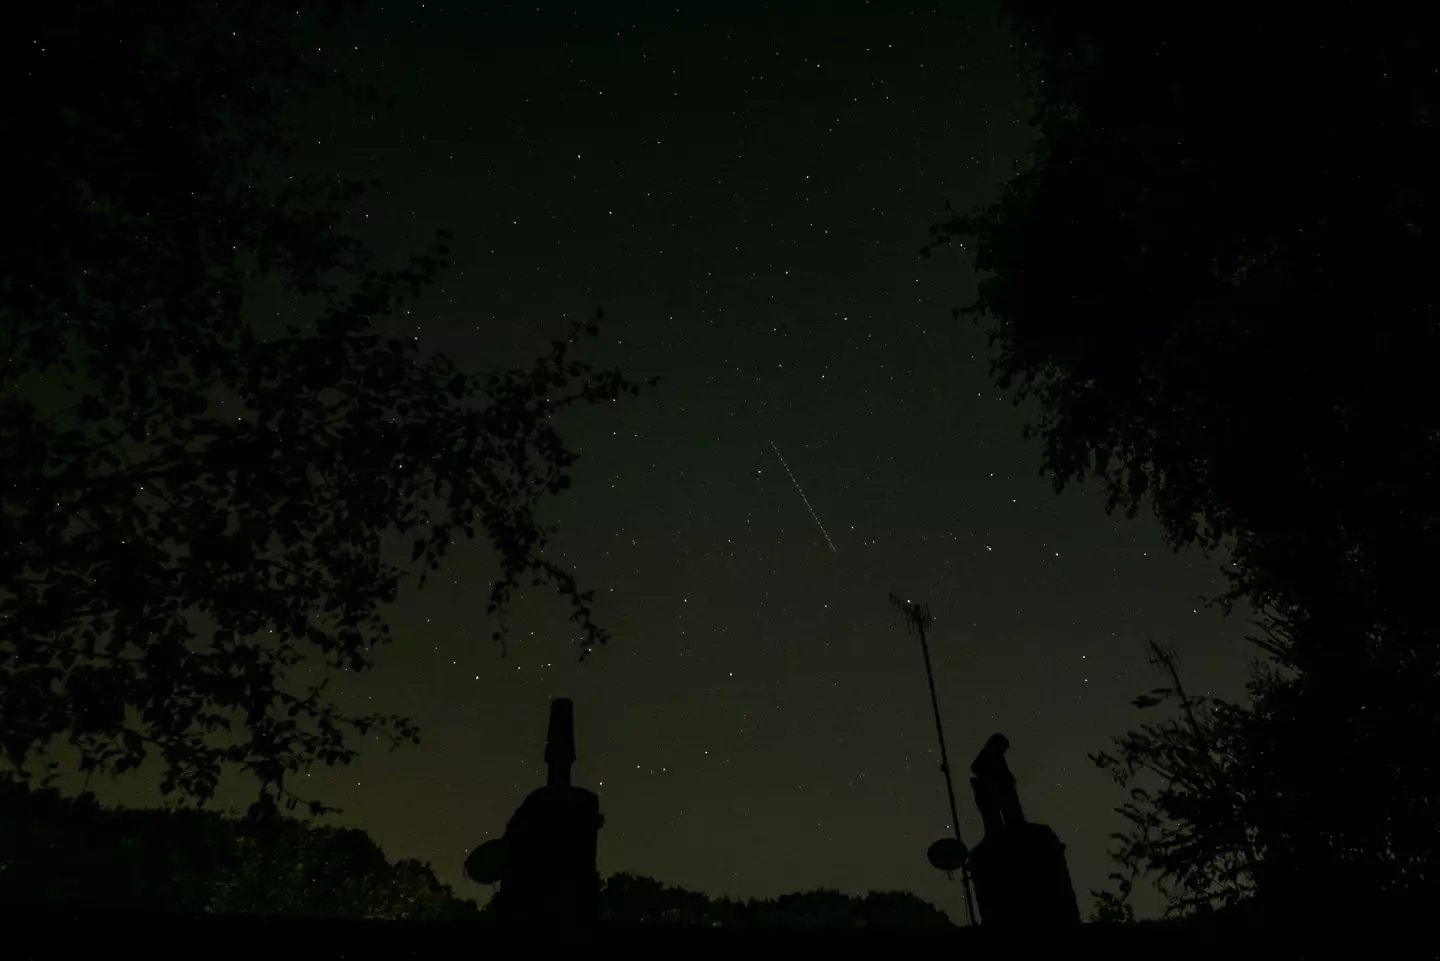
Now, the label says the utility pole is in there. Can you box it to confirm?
[890,593,977,926]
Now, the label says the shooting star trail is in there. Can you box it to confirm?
[769,440,838,553]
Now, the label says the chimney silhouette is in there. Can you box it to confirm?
[967,733,1080,931]
[466,698,604,929]
[545,698,576,788]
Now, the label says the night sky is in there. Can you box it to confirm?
[88,2,1257,921]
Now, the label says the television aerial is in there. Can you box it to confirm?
[889,591,978,926]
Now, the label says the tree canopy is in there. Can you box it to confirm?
[928,1,1439,917]
[929,2,1436,639]
[1,1,652,813]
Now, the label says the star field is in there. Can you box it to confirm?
[87,3,1256,921]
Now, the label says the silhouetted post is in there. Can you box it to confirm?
[466,698,605,930]
[967,733,1080,933]
[889,593,977,927]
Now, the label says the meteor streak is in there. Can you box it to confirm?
[769,440,838,553]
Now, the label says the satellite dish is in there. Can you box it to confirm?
[927,837,968,873]
[464,837,507,885]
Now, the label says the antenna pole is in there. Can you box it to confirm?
[891,593,977,926]
[1148,640,1207,757]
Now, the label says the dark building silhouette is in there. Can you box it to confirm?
[968,733,1081,930]
[467,698,604,929]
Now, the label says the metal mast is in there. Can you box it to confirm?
[890,593,977,926]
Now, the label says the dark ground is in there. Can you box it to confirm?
[3,905,1428,960]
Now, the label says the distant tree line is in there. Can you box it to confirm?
[0,777,949,928]
[557,871,952,929]
[0,776,477,920]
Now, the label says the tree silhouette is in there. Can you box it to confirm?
[584,872,953,929]
[0,775,478,919]
[927,1,1439,918]
[206,820,478,920]
[1,1,654,813]
[928,1,1435,648]
[853,890,956,929]
[1088,678,1261,915]
[595,872,716,926]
